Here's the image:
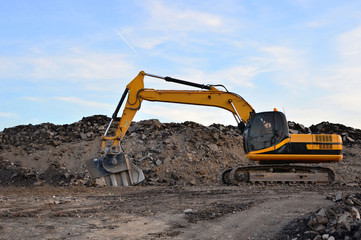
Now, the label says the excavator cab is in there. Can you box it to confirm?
[243,111,289,154]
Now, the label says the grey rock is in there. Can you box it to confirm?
[312,224,326,232]
[345,198,354,205]
[207,143,219,152]
[334,192,343,202]
[337,212,351,231]
[351,207,360,219]
[317,208,327,217]
[183,208,193,213]
[321,234,329,240]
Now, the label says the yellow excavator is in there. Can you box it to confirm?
[86,71,343,186]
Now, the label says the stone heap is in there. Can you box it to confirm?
[310,122,361,144]
[0,115,109,149]
[278,192,361,240]
[122,119,246,186]
[0,115,245,186]
[288,121,361,144]
[0,115,110,186]
[0,115,360,187]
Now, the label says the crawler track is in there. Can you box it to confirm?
[222,164,335,185]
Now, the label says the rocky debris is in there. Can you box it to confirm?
[288,121,310,134]
[0,115,108,149]
[0,116,246,187]
[0,158,37,186]
[184,201,254,223]
[123,120,246,186]
[288,121,361,144]
[277,192,361,240]
[1,115,361,187]
[0,158,92,187]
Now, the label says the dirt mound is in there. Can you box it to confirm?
[0,115,245,186]
[288,121,361,145]
[0,115,360,186]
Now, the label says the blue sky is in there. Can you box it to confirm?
[1,0,361,131]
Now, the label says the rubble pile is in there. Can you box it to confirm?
[288,121,361,144]
[310,122,361,144]
[0,115,108,148]
[0,115,245,186]
[277,192,361,240]
[0,115,111,186]
[0,159,88,187]
[0,115,360,186]
[122,119,246,186]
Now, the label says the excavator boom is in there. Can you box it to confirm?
[102,71,254,147]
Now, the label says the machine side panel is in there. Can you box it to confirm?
[246,133,343,163]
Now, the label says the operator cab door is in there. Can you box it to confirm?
[243,111,289,154]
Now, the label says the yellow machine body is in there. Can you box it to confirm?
[247,134,343,163]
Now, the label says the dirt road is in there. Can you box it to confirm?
[0,184,353,240]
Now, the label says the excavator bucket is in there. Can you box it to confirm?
[86,151,145,186]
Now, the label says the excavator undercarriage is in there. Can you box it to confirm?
[221,164,335,185]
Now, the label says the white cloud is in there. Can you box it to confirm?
[281,25,361,128]
[123,0,231,51]
[0,51,136,91]
[304,20,328,28]
[319,26,361,112]
[185,45,310,90]
[145,0,224,32]
[337,26,361,62]
[139,103,236,126]
[23,96,44,102]
[180,66,259,88]
[133,36,170,50]
[64,54,134,80]
[0,112,18,118]
[259,46,306,71]
[55,96,113,110]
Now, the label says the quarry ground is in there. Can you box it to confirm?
[1,184,358,240]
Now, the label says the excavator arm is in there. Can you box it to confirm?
[102,71,254,148]
[86,71,254,186]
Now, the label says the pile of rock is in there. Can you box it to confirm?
[0,115,109,150]
[288,121,310,134]
[278,192,361,240]
[310,122,361,144]
[0,116,246,186]
[288,121,361,144]
[0,115,112,186]
[1,115,360,186]
[0,158,91,187]
[122,119,246,186]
